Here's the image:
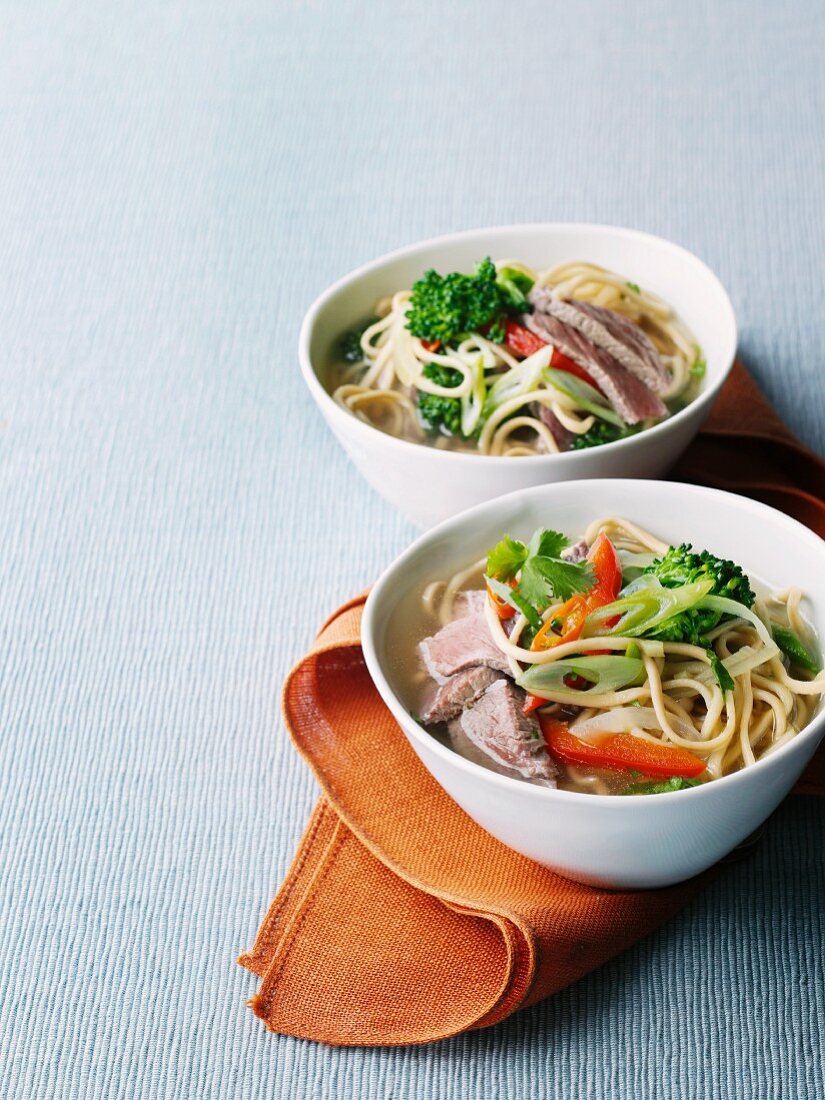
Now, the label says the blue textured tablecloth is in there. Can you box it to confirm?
[2,2,824,1097]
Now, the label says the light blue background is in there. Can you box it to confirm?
[2,2,824,1097]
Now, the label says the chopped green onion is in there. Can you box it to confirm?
[772,624,821,674]
[517,655,645,698]
[543,368,626,428]
[583,578,715,638]
[460,356,487,437]
[622,775,704,796]
[482,345,552,419]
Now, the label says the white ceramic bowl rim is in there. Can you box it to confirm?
[362,480,825,807]
[299,223,738,466]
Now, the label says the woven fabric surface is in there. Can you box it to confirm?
[1,1,824,1097]
[240,365,825,1048]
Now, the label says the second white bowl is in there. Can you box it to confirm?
[361,480,825,888]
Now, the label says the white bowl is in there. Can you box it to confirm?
[361,480,825,889]
[300,224,737,529]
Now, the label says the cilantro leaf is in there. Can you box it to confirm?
[486,526,593,623]
[708,649,734,693]
[625,280,641,294]
[527,528,569,560]
[519,552,593,608]
[622,775,704,796]
[486,535,529,582]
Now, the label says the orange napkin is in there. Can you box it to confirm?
[239,363,825,1046]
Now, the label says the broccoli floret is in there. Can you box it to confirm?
[642,543,755,645]
[646,544,755,606]
[406,258,512,346]
[338,317,377,363]
[339,330,363,363]
[495,266,535,311]
[417,362,462,435]
[643,608,721,647]
[571,422,634,450]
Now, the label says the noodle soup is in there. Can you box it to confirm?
[387,517,825,795]
[328,259,704,457]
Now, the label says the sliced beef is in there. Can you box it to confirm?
[448,679,557,786]
[526,292,667,425]
[420,665,503,724]
[453,586,521,638]
[536,294,667,393]
[568,300,667,392]
[534,402,573,450]
[562,538,589,563]
[419,610,511,682]
[452,589,486,618]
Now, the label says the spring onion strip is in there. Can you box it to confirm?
[483,599,663,665]
[543,368,626,427]
[460,356,487,437]
[517,655,646,698]
[483,345,552,410]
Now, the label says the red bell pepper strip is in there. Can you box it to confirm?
[550,346,603,391]
[502,321,604,393]
[486,578,516,621]
[503,319,547,358]
[585,532,622,608]
[539,717,707,779]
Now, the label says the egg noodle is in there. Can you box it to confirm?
[420,518,825,791]
[333,262,698,455]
